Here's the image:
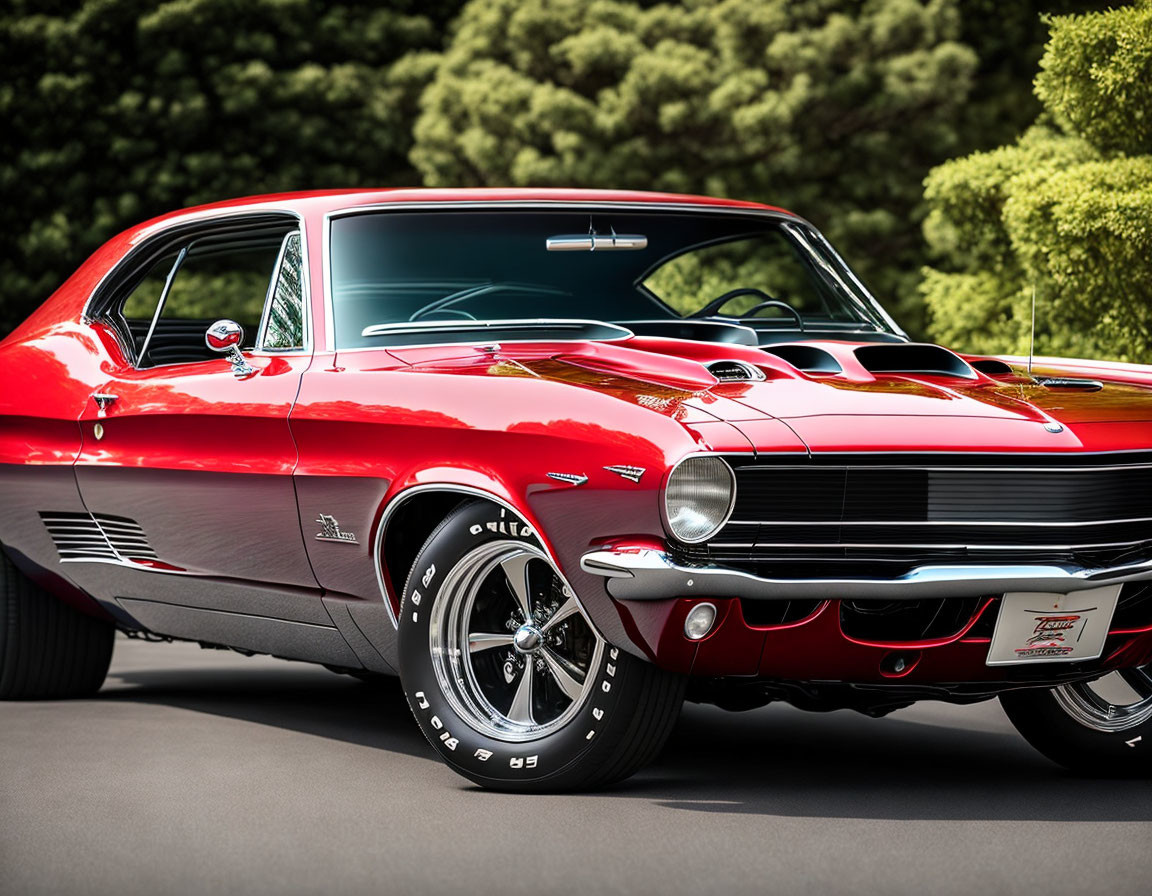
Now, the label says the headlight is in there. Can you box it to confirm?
[664,455,736,544]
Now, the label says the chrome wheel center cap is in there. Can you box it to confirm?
[513,625,543,654]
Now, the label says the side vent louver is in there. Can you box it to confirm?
[706,360,765,382]
[40,512,158,563]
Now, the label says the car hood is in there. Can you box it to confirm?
[397,337,1152,455]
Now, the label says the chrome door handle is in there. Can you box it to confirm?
[92,393,119,411]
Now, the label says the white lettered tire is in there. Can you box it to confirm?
[397,500,685,792]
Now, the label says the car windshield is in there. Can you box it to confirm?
[329,209,902,348]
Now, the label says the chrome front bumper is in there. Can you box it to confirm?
[580,549,1152,601]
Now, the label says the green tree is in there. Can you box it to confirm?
[412,0,990,335]
[922,2,1152,362]
[0,0,463,336]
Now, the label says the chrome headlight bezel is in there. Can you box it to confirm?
[662,455,737,544]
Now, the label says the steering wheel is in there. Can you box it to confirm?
[409,284,493,321]
[689,288,803,329]
[738,300,804,330]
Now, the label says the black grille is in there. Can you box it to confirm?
[839,597,986,642]
[710,453,1152,571]
[1114,582,1152,630]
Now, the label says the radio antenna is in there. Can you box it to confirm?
[1028,284,1036,377]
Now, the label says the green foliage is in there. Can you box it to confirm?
[1036,1,1152,156]
[0,0,462,336]
[0,0,1134,347]
[922,3,1152,362]
[411,0,984,335]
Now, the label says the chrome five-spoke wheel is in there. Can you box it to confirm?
[429,540,605,742]
[398,500,685,790]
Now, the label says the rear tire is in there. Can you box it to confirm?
[397,500,685,792]
[1000,666,1152,776]
[0,550,115,699]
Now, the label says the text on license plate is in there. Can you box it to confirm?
[986,585,1122,666]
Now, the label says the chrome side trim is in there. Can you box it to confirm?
[580,548,1152,602]
[727,461,1152,472]
[709,538,1152,551]
[725,517,1152,527]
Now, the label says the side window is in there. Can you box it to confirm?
[120,252,182,359]
[113,223,300,368]
[260,232,305,350]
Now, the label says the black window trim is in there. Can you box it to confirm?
[84,210,312,369]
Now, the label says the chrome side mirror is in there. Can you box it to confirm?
[205,319,256,377]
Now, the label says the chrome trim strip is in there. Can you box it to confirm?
[710,538,1152,551]
[580,548,1152,602]
[724,517,1152,527]
[729,462,1152,472]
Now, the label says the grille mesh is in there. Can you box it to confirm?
[711,454,1152,568]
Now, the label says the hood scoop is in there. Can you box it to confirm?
[854,344,976,379]
[761,345,843,375]
[968,358,1015,377]
[706,359,766,382]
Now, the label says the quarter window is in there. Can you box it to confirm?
[260,232,305,350]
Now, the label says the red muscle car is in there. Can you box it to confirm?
[2,189,1150,790]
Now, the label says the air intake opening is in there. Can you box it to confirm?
[706,359,765,382]
[855,344,975,378]
[761,345,842,374]
[968,358,1015,377]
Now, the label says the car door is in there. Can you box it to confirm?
[69,216,326,634]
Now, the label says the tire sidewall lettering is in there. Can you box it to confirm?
[399,504,621,782]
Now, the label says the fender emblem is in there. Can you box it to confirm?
[604,465,645,483]
[547,472,588,487]
[315,514,358,545]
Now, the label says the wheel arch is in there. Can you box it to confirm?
[376,482,553,626]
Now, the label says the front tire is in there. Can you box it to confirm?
[1,549,115,699]
[397,501,684,792]
[1001,666,1152,776]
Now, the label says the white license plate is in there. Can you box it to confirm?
[986,585,1122,666]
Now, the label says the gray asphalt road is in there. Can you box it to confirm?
[2,636,1150,896]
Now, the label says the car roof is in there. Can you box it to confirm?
[127,188,796,243]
